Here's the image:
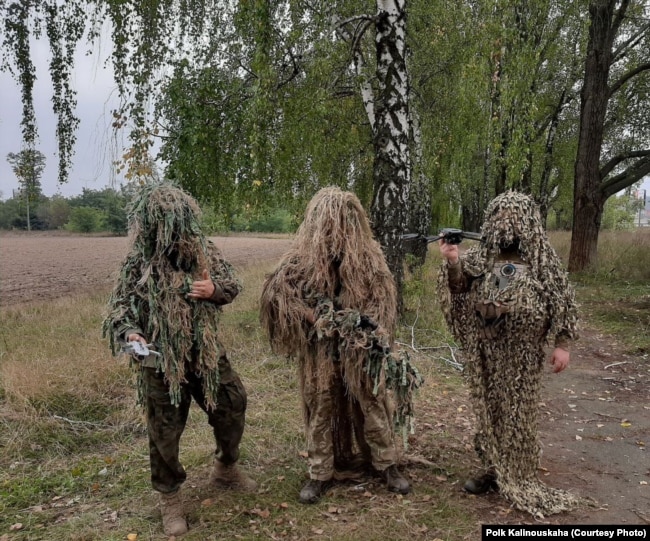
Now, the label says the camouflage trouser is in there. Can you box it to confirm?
[303,369,396,481]
[142,355,247,494]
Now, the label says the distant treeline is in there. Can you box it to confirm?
[0,186,297,235]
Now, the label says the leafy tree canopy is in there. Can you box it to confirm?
[2,0,649,246]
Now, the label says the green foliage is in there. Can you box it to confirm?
[601,193,643,230]
[36,195,71,229]
[0,197,22,229]
[232,208,296,233]
[65,206,105,233]
[6,148,45,199]
[157,61,251,216]
[0,194,47,230]
[409,0,588,229]
[68,187,129,234]
[0,188,130,233]
[2,0,649,257]
[156,2,374,225]
[6,148,46,229]
[199,204,230,235]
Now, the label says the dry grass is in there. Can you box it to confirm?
[549,228,650,354]
[1,229,647,540]
[0,258,479,541]
[549,228,650,281]
[0,295,133,414]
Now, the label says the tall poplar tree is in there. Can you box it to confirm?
[6,148,46,231]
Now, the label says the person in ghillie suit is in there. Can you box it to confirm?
[437,190,584,517]
[260,186,421,504]
[102,181,256,536]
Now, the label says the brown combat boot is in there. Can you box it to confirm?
[210,460,258,492]
[159,489,188,537]
[384,465,411,494]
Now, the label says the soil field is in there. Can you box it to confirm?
[0,232,293,307]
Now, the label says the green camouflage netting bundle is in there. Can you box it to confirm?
[312,296,423,442]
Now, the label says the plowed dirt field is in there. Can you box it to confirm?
[0,232,293,306]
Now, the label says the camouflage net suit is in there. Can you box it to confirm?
[260,187,420,482]
[437,191,582,517]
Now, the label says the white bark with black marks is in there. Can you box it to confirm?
[371,0,411,299]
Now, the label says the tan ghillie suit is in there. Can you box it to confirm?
[260,187,405,483]
[438,191,583,517]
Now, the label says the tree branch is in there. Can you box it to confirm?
[611,0,631,37]
[612,22,650,61]
[601,154,650,198]
[335,13,378,31]
[600,149,650,179]
[332,13,376,131]
[276,47,302,90]
[351,19,374,61]
[609,61,650,97]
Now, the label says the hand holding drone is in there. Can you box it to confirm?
[121,341,160,358]
[401,228,482,245]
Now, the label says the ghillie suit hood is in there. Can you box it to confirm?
[103,181,239,408]
[445,190,578,346]
[260,187,421,462]
[437,191,583,517]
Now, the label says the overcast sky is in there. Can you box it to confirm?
[0,35,125,200]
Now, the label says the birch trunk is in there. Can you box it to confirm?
[406,108,431,269]
[371,0,410,297]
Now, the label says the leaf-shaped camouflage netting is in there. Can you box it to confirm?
[437,191,586,517]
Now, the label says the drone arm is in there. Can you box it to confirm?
[425,234,445,244]
[461,231,483,241]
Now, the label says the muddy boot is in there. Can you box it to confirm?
[210,460,257,492]
[299,479,332,504]
[384,465,411,494]
[463,470,498,495]
[160,489,188,537]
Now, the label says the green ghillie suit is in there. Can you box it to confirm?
[260,187,420,491]
[102,181,249,497]
[437,191,583,517]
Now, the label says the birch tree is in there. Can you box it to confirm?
[335,0,413,294]
[6,148,46,231]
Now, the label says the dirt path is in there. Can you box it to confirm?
[536,330,650,525]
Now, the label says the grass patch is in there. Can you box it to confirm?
[554,229,650,355]
[574,281,650,354]
[0,255,477,540]
[1,230,647,539]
